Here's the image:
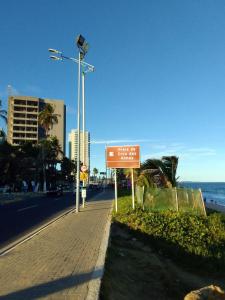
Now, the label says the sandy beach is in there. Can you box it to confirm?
[205,202,225,214]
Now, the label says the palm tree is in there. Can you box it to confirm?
[38,103,60,137]
[93,168,98,182]
[138,156,179,188]
[45,136,64,185]
[161,156,179,187]
[38,103,60,191]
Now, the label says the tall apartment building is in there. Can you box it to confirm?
[7,96,66,153]
[69,129,90,169]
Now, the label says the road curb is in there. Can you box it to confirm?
[86,205,113,300]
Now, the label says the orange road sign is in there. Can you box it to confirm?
[106,145,140,168]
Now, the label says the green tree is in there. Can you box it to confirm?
[93,168,99,182]
[38,103,60,137]
[38,103,60,191]
[137,156,179,188]
[61,157,76,182]
[0,142,18,186]
[45,136,63,185]
[161,156,179,187]
[0,141,42,190]
[19,142,40,185]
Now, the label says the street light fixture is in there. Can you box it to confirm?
[49,55,62,61]
[48,35,94,213]
[48,48,62,54]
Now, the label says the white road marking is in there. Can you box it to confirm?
[17,205,38,212]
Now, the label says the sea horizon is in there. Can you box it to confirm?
[180,181,225,206]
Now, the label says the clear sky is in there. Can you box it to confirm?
[1,0,225,182]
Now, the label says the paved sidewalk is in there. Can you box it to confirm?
[0,190,113,300]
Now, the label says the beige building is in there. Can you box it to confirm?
[69,129,90,169]
[7,96,66,153]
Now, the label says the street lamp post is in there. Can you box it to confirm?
[82,69,85,208]
[48,35,94,213]
[81,65,94,208]
[76,50,81,213]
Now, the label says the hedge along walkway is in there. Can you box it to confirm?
[0,190,113,300]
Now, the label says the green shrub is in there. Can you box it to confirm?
[113,195,225,271]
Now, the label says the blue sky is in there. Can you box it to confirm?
[1,0,225,181]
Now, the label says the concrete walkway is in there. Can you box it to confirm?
[0,190,113,300]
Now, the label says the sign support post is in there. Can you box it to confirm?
[114,168,118,212]
[131,168,135,209]
[80,165,88,208]
[106,145,140,213]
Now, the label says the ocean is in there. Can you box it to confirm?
[180,182,225,207]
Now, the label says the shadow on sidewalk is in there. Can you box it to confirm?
[0,267,102,300]
[80,207,110,213]
[88,190,114,202]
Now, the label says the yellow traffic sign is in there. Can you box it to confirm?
[80,172,88,182]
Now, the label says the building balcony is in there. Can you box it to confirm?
[27,101,38,107]
[13,100,38,107]
[13,127,26,132]
[26,110,38,114]
[13,120,26,125]
[13,115,26,119]
[14,100,26,106]
[13,107,27,112]
[26,115,38,119]
[12,135,37,140]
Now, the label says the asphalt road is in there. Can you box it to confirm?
[0,189,102,249]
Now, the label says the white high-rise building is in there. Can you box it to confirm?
[69,129,90,169]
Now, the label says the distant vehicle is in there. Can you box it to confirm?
[46,185,63,197]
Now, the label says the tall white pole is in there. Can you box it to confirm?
[82,70,85,166]
[115,168,118,212]
[82,70,86,208]
[105,144,108,187]
[131,168,135,209]
[76,52,81,213]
